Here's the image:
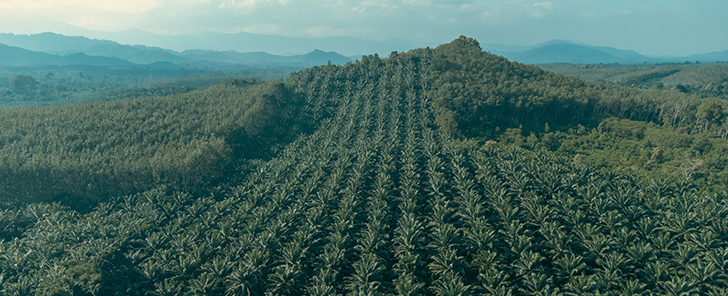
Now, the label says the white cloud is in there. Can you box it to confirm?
[0,0,161,13]
[0,0,547,37]
[403,0,431,5]
[218,0,271,8]
[478,1,556,25]
[528,2,553,17]
[533,2,553,10]
[360,1,399,10]
[0,0,164,31]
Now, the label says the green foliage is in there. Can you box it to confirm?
[0,65,296,108]
[697,100,726,130]
[427,37,712,140]
[2,36,728,296]
[498,128,525,147]
[10,75,39,95]
[541,117,728,190]
[0,79,309,210]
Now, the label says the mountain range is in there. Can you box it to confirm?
[1,30,727,67]
[0,32,353,67]
[484,40,728,64]
[0,43,134,66]
[0,16,429,56]
[92,28,430,57]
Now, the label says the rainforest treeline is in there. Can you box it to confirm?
[1,36,728,295]
[0,65,297,108]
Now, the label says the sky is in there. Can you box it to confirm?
[0,0,726,56]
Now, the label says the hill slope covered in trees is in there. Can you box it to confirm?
[0,79,310,209]
[1,36,728,295]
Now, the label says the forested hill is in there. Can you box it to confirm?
[424,37,709,138]
[2,36,728,295]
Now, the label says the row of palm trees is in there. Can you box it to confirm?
[3,45,728,296]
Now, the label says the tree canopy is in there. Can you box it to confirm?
[1,36,727,295]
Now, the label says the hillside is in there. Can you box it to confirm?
[425,38,714,139]
[0,79,310,209]
[1,36,728,295]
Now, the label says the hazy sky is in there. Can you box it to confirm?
[0,0,725,56]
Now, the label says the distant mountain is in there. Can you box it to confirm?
[0,43,61,65]
[691,50,728,63]
[0,43,132,66]
[482,43,532,54]
[486,40,728,65]
[581,44,646,62]
[61,53,135,66]
[3,31,725,67]
[2,17,431,56]
[0,33,193,65]
[0,33,352,67]
[545,40,647,61]
[82,28,430,57]
[0,32,124,55]
[179,49,352,66]
[486,41,653,64]
[507,43,624,64]
[88,30,728,63]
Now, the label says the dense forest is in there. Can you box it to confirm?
[0,79,309,209]
[1,36,728,295]
[0,64,301,108]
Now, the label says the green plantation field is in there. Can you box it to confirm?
[1,37,728,295]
